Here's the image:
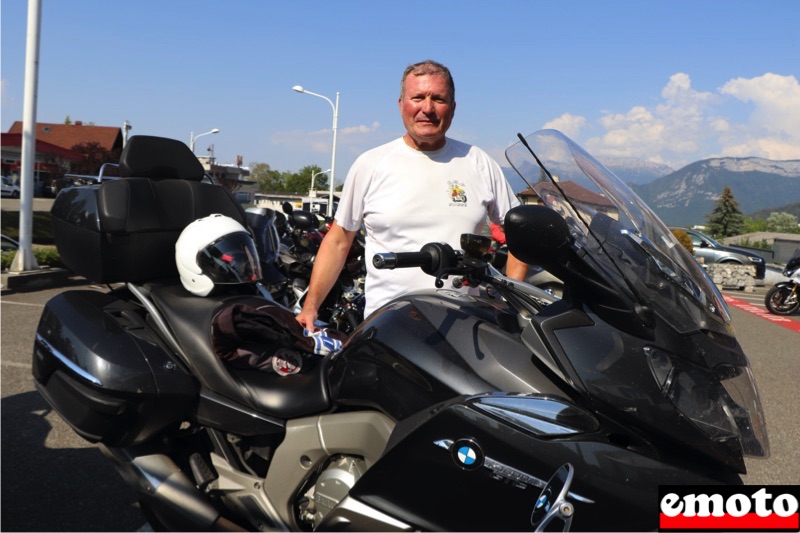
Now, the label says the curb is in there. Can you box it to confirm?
[1,268,77,294]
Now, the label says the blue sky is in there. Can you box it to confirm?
[2,0,799,186]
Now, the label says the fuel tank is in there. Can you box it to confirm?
[328,289,571,420]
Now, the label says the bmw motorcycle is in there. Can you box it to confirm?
[32,131,768,531]
[764,247,800,315]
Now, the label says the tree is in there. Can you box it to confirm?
[70,141,121,177]
[285,165,328,194]
[250,162,286,192]
[766,212,800,233]
[742,216,767,234]
[705,185,744,237]
[671,229,693,254]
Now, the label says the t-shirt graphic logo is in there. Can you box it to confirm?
[448,180,467,207]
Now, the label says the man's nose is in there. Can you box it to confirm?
[421,98,436,113]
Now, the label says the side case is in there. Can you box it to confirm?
[32,290,198,446]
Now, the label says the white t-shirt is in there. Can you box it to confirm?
[335,137,520,317]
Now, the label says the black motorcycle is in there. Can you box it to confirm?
[268,202,365,331]
[764,247,800,315]
[31,131,768,531]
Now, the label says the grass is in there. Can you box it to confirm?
[1,209,55,244]
[1,209,61,270]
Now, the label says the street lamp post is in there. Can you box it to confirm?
[293,85,339,218]
[310,168,330,197]
[123,120,132,147]
[189,128,219,153]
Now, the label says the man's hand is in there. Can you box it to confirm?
[295,308,319,332]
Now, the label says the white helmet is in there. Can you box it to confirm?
[175,214,263,296]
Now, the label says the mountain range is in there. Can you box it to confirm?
[504,157,800,228]
[630,158,800,227]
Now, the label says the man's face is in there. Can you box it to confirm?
[399,73,455,151]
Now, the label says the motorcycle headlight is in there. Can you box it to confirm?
[646,346,769,457]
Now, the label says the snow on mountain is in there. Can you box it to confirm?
[598,157,675,185]
[705,157,800,177]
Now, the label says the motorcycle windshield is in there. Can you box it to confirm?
[505,130,769,461]
[506,130,731,335]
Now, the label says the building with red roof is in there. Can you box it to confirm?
[2,121,122,196]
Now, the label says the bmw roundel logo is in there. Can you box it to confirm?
[451,438,484,470]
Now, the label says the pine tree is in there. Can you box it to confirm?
[705,186,745,237]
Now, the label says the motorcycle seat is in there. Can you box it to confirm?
[150,284,332,419]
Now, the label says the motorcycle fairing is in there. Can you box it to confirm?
[329,292,571,421]
[504,130,769,464]
[346,398,735,532]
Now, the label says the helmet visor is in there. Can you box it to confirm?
[197,231,263,284]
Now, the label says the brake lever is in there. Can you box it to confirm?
[435,267,465,288]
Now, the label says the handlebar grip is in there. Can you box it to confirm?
[373,252,432,270]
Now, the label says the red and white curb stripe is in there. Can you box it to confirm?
[724,295,800,334]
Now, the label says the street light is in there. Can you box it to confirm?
[293,85,339,217]
[189,128,219,153]
[310,168,330,196]
[123,120,132,147]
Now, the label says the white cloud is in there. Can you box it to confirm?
[340,121,381,135]
[272,121,382,150]
[583,73,720,165]
[718,73,800,160]
[548,72,800,167]
[542,113,586,139]
[267,121,390,172]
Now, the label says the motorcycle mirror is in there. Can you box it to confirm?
[504,205,573,266]
[282,201,294,215]
[460,233,491,259]
[530,463,575,532]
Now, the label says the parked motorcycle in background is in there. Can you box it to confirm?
[764,247,800,315]
[253,202,365,331]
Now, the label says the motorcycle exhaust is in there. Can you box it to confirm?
[100,446,247,532]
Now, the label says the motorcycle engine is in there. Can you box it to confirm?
[298,455,366,528]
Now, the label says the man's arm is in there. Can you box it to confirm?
[295,222,357,330]
[504,249,528,281]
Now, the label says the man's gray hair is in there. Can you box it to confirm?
[400,60,455,103]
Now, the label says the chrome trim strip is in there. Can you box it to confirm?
[433,438,594,504]
[321,495,413,531]
[35,333,102,386]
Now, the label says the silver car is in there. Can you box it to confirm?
[672,227,766,279]
[2,176,20,198]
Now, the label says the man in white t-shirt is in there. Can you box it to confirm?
[296,60,527,328]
